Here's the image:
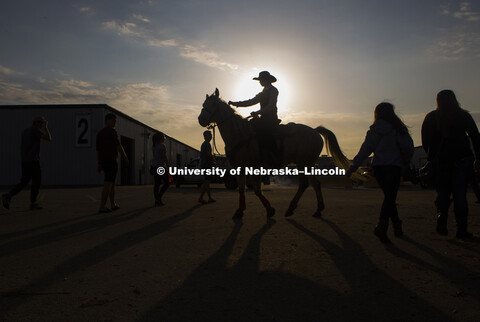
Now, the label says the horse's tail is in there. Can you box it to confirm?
[315,126,351,170]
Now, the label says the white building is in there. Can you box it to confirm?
[0,104,199,186]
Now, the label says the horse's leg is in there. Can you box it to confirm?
[233,174,246,220]
[309,176,325,218]
[252,176,275,218]
[285,173,309,217]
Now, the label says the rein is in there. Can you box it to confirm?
[205,100,234,156]
[207,123,222,155]
[205,98,254,158]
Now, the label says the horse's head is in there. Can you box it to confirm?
[198,88,221,127]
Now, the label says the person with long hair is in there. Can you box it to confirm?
[151,132,170,206]
[347,102,414,243]
[422,90,480,238]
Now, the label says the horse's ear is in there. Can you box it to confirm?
[214,88,219,97]
[206,94,209,99]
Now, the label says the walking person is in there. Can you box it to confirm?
[198,130,216,204]
[96,113,129,213]
[422,90,480,238]
[2,116,52,210]
[347,103,414,243]
[151,132,170,206]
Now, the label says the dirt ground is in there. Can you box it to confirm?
[1,182,480,321]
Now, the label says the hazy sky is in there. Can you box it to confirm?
[1,0,479,157]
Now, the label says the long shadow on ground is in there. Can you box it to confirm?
[0,207,154,257]
[139,218,452,321]
[286,218,453,321]
[389,236,480,302]
[0,205,200,313]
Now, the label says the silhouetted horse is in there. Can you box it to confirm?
[199,89,349,219]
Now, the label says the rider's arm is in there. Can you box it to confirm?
[230,92,262,108]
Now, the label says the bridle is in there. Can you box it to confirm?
[201,95,254,157]
[201,96,233,127]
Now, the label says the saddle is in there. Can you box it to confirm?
[250,120,293,167]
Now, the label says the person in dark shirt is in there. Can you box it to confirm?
[422,90,480,238]
[151,132,170,206]
[96,113,129,213]
[228,71,281,165]
[198,131,215,204]
[2,116,51,210]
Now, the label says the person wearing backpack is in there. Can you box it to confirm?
[422,90,480,238]
[347,102,414,243]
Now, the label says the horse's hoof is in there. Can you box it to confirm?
[233,209,244,220]
[285,208,294,217]
[312,211,322,218]
[266,207,275,218]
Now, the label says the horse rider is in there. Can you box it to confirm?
[228,71,281,166]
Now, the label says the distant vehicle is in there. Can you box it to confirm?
[174,156,238,189]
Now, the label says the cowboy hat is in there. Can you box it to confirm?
[253,71,277,83]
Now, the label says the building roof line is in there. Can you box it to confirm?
[0,104,199,152]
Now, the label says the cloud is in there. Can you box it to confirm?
[0,74,179,126]
[147,39,178,47]
[102,18,238,71]
[454,2,480,21]
[441,2,480,21]
[133,13,150,23]
[431,3,480,60]
[426,31,480,61]
[102,20,145,38]
[178,45,239,71]
[74,4,95,16]
[1,75,206,148]
[0,65,25,76]
[0,78,203,150]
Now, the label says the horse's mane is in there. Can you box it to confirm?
[215,96,247,122]
[208,95,254,138]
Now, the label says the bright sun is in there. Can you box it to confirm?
[233,70,292,118]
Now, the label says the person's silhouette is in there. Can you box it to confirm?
[2,116,51,210]
[151,132,170,206]
[228,71,281,166]
[422,90,480,238]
